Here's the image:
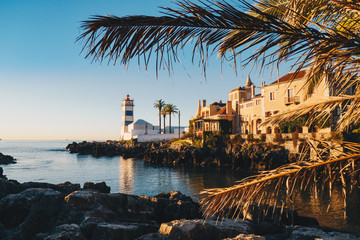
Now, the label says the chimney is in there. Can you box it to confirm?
[261,81,265,87]
[251,85,255,98]
[219,100,222,104]
[226,101,232,114]
[202,99,206,107]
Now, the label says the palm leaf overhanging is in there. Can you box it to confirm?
[79,0,360,220]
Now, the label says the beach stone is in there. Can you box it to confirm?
[0,188,64,239]
[159,219,253,240]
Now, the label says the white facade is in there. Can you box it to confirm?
[121,119,186,142]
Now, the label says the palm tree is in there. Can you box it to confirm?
[154,99,165,134]
[161,108,167,134]
[78,0,360,220]
[163,103,178,134]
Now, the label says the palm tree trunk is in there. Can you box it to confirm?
[163,115,166,134]
[159,110,162,134]
[169,115,172,133]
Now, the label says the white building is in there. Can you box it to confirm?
[120,95,186,142]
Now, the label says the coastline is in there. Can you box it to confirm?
[0,166,358,240]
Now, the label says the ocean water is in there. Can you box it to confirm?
[0,140,359,234]
[0,140,239,199]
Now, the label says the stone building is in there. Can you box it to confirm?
[192,69,336,136]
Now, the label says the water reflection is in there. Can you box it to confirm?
[119,157,134,194]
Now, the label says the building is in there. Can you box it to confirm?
[120,95,186,142]
[192,69,336,136]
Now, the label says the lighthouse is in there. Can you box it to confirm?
[120,94,134,140]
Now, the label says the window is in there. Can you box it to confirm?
[273,110,279,115]
[256,99,261,105]
[270,92,276,100]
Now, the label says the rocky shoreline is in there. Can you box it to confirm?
[0,167,358,239]
[0,153,16,165]
[66,141,290,172]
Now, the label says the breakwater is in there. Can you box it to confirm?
[66,141,290,171]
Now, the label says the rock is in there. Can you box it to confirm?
[136,233,171,240]
[57,181,81,194]
[0,167,6,179]
[90,222,159,240]
[0,188,64,239]
[288,226,360,240]
[83,181,111,193]
[21,181,81,194]
[40,224,85,240]
[0,178,22,199]
[223,234,265,240]
[0,153,16,165]
[64,190,103,210]
[159,219,253,240]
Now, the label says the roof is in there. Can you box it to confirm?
[216,106,227,115]
[269,69,307,86]
[131,119,153,126]
[209,102,226,107]
[228,86,247,94]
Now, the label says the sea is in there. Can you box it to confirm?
[0,140,359,235]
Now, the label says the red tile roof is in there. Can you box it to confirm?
[215,106,227,115]
[269,69,307,86]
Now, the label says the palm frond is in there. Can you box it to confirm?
[200,140,360,221]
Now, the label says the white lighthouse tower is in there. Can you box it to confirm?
[120,94,134,140]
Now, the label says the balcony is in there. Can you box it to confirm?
[284,96,300,105]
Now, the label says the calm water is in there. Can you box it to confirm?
[0,140,239,199]
[0,140,359,234]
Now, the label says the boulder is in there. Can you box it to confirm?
[0,188,64,239]
[38,224,85,240]
[223,234,265,240]
[288,226,360,240]
[159,219,253,240]
[83,181,111,193]
[90,222,159,240]
[21,181,81,194]
[0,178,22,199]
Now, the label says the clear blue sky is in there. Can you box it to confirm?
[0,0,290,140]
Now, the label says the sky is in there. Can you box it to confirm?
[0,0,291,140]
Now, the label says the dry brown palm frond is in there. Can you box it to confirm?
[200,139,360,221]
[261,93,360,131]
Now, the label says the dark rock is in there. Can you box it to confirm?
[159,219,253,240]
[90,222,159,240]
[0,178,22,199]
[83,181,110,193]
[0,188,64,239]
[21,181,81,195]
[0,153,16,165]
[136,233,171,240]
[39,224,85,240]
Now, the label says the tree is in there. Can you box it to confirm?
[163,103,178,133]
[161,108,167,134]
[78,0,360,221]
[154,99,165,134]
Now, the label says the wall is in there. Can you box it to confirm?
[135,133,184,142]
